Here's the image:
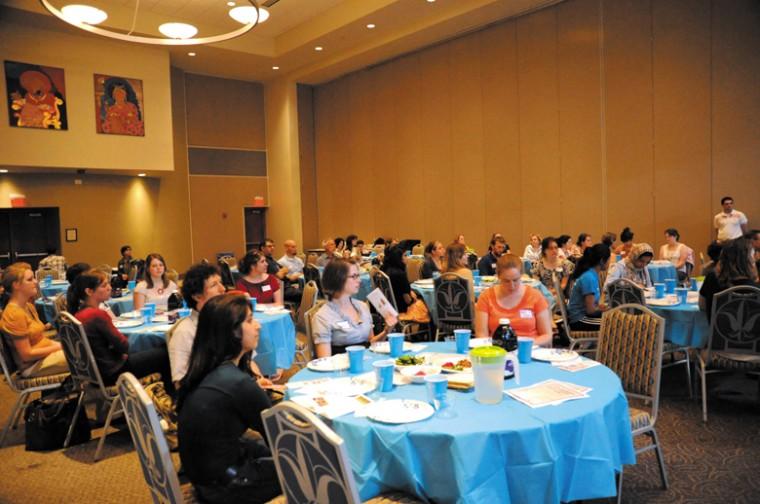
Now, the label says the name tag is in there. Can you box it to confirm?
[334,321,351,331]
[262,285,272,292]
[491,263,497,270]
[519,309,534,319]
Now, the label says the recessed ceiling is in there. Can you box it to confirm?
[1,0,564,84]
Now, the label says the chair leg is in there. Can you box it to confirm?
[10,393,32,430]
[650,429,669,489]
[0,393,26,447]
[94,396,120,461]
[63,390,86,448]
[684,351,693,399]
[700,361,708,423]
[435,329,441,342]
[616,468,623,504]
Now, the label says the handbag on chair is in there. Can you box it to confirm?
[24,390,91,451]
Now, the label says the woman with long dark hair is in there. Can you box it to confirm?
[566,244,611,331]
[531,236,574,295]
[699,237,759,321]
[421,241,445,279]
[177,294,281,504]
[380,245,414,313]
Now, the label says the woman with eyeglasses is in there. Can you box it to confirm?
[311,259,397,358]
[475,254,552,347]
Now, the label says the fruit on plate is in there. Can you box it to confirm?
[441,359,472,372]
[395,355,424,366]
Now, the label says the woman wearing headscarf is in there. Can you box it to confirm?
[604,242,654,289]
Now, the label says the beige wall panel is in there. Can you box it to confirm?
[449,36,487,251]
[480,23,523,253]
[313,79,345,243]
[392,55,426,241]
[711,0,760,232]
[418,44,454,245]
[603,0,655,244]
[557,0,604,240]
[185,74,265,150]
[652,0,711,257]
[346,70,376,242]
[516,9,562,244]
[188,175,268,262]
[297,85,319,249]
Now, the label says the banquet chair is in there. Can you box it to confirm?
[405,257,424,284]
[605,278,645,308]
[262,401,422,504]
[303,264,323,297]
[57,312,160,461]
[0,330,69,447]
[553,276,599,356]
[217,260,236,290]
[466,254,478,271]
[411,244,424,256]
[165,268,179,284]
[433,273,474,341]
[116,373,199,504]
[697,285,760,422]
[370,268,428,338]
[96,264,112,276]
[596,304,668,501]
[35,268,60,281]
[294,281,320,366]
[303,303,325,361]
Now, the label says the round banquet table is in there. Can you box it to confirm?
[35,293,135,324]
[412,278,555,325]
[40,281,69,298]
[119,311,296,375]
[648,300,709,348]
[290,342,635,503]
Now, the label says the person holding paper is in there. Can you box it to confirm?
[311,259,397,357]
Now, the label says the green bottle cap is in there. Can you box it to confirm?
[469,345,507,364]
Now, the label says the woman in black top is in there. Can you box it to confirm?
[177,294,281,504]
[699,237,759,322]
[420,241,445,279]
[380,245,414,313]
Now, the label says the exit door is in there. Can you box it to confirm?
[0,208,61,270]
[243,207,266,253]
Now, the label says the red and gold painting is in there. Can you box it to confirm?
[5,60,67,130]
[94,74,145,136]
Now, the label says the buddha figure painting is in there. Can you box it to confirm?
[5,60,67,130]
[94,74,145,136]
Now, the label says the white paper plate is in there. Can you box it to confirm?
[152,314,170,323]
[307,355,349,372]
[120,310,143,319]
[415,279,434,286]
[150,324,174,332]
[647,296,679,306]
[531,348,579,363]
[366,399,435,424]
[430,354,473,373]
[255,305,289,314]
[370,341,416,354]
[114,319,143,329]
[398,365,442,384]
[51,279,68,285]
[469,338,491,349]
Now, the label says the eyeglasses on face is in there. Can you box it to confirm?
[347,273,361,279]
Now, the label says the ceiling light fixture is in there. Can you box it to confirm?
[315,46,323,51]
[366,23,376,29]
[0,169,8,174]
[227,1,236,5]
[138,173,146,177]
[188,52,197,56]
[41,0,268,46]
[272,65,280,70]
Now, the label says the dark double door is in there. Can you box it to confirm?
[0,208,61,270]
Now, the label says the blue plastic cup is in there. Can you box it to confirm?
[387,333,405,358]
[178,308,191,318]
[454,329,471,354]
[346,345,365,374]
[654,283,665,299]
[517,337,533,364]
[675,287,688,305]
[425,374,448,409]
[45,275,52,287]
[250,297,257,315]
[146,303,157,317]
[472,269,480,277]
[127,280,136,291]
[141,307,153,324]
[616,254,622,262]
[373,360,395,392]
[664,278,677,294]
[691,278,698,291]
[473,277,482,287]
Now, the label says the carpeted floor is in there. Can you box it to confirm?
[1,364,758,503]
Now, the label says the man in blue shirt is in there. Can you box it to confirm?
[477,237,507,275]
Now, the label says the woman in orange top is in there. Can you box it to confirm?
[475,254,552,347]
[0,262,68,377]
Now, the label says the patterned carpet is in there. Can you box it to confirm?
[0,365,758,503]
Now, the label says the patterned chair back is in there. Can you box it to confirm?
[303,264,323,295]
[304,302,325,360]
[129,259,145,281]
[117,373,183,504]
[412,245,424,256]
[605,278,646,308]
[0,330,21,390]
[218,260,235,289]
[58,311,112,398]
[596,304,665,420]
[466,254,478,271]
[295,281,319,333]
[405,258,424,284]
[165,268,179,285]
[708,285,760,355]
[434,273,474,332]
[262,401,362,504]
[370,268,399,312]
[35,268,60,281]
[54,292,68,316]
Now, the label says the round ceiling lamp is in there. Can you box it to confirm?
[40,0,268,46]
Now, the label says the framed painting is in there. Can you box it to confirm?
[4,60,68,130]
[94,74,145,136]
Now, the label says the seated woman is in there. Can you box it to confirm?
[570,233,593,259]
[530,236,574,296]
[699,237,760,321]
[659,228,694,283]
[380,245,414,313]
[556,234,572,260]
[134,253,178,311]
[177,295,281,504]
[70,269,171,388]
[312,259,396,357]
[445,243,473,283]
[420,241,445,279]
[0,263,68,377]
[235,252,283,305]
[605,243,654,289]
[701,240,723,278]
[522,234,542,262]
[475,254,552,347]
[454,234,476,256]
[567,244,611,331]
[613,227,635,260]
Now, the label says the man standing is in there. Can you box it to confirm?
[477,237,507,276]
[714,196,748,242]
[277,240,305,304]
[117,245,132,286]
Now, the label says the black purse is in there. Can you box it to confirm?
[24,392,91,451]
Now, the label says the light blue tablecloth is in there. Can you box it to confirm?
[649,302,709,348]
[40,282,68,298]
[119,311,296,375]
[290,342,635,503]
[413,279,555,325]
[647,263,677,284]
[35,294,135,324]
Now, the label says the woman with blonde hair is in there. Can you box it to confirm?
[0,263,68,377]
[523,234,542,262]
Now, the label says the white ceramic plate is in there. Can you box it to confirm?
[469,338,491,349]
[415,279,434,286]
[307,355,349,372]
[152,314,170,323]
[370,341,416,354]
[366,399,435,424]
[398,365,442,384]
[150,324,174,332]
[430,354,473,373]
[647,296,680,306]
[49,279,67,285]
[114,319,143,329]
[120,310,143,319]
[531,348,579,362]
